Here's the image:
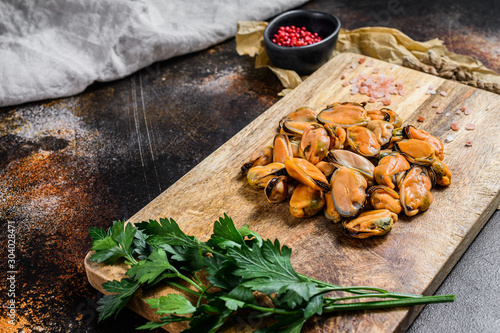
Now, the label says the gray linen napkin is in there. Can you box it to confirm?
[0,0,308,107]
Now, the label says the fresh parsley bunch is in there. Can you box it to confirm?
[89,214,454,332]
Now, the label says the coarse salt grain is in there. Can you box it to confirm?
[426,89,436,95]
[372,68,380,74]
[445,112,451,116]
[418,116,425,122]
[359,57,366,64]
[465,139,473,147]
[445,134,455,143]
[485,107,490,111]
[440,91,448,97]
[432,102,439,108]
[341,75,346,80]
[464,109,471,115]
[451,122,459,131]
[366,60,374,67]
[436,109,444,114]
[465,123,476,130]
[342,81,349,87]
[461,106,467,112]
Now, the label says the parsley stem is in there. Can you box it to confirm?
[197,284,214,307]
[322,294,455,312]
[324,293,421,303]
[177,274,205,293]
[243,304,300,316]
[166,281,201,297]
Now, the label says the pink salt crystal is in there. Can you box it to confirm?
[359,57,366,64]
[428,84,434,90]
[351,63,356,69]
[366,78,373,86]
[351,86,359,94]
[464,109,471,115]
[456,110,462,115]
[465,139,473,147]
[485,107,490,111]
[436,109,444,114]
[440,91,448,97]
[350,77,358,84]
[418,116,425,122]
[372,68,380,74]
[342,81,349,87]
[426,89,436,95]
[398,89,406,96]
[366,60,375,67]
[341,74,346,80]
[359,86,369,94]
[390,64,396,70]
[432,102,439,108]
[461,106,467,112]
[465,123,476,130]
[368,97,376,103]
[451,122,459,131]
[383,97,391,106]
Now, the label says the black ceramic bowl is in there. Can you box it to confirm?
[264,10,341,75]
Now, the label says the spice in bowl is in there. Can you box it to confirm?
[271,25,323,47]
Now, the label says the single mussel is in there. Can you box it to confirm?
[323,122,346,149]
[430,159,452,186]
[367,185,402,214]
[343,209,397,239]
[326,149,375,181]
[317,102,370,128]
[394,139,436,166]
[284,157,331,192]
[273,134,294,164]
[265,176,289,203]
[367,120,394,147]
[289,136,302,157]
[241,146,273,174]
[346,126,381,157]
[280,107,319,137]
[324,191,342,223]
[289,183,325,218]
[399,165,433,216]
[315,161,335,178]
[373,153,410,189]
[330,166,367,218]
[367,108,403,128]
[247,162,287,188]
[404,125,445,160]
[299,123,330,164]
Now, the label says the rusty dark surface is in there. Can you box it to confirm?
[0,0,499,332]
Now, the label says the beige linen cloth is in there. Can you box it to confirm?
[236,22,500,95]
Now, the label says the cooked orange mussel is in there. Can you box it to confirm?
[326,149,375,181]
[280,107,319,137]
[317,102,370,128]
[404,125,444,160]
[324,191,342,223]
[284,157,330,192]
[373,153,410,189]
[330,166,367,218]
[367,185,402,214]
[399,165,433,216]
[323,122,346,149]
[265,175,288,203]
[241,146,273,174]
[367,108,403,128]
[299,123,330,165]
[431,159,452,186]
[343,209,397,239]
[290,183,325,218]
[273,134,294,164]
[346,126,381,157]
[315,161,335,178]
[247,162,287,188]
[394,139,436,166]
[367,120,394,147]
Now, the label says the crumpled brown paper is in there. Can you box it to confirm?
[236,22,500,95]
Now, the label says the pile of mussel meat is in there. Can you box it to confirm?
[242,102,451,239]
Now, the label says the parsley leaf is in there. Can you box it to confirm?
[126,249,175,285]
[90,220,137,264]
[89,226,107,241]
[145,294,196,315]
[97,278,140,321]
[208,214,245,250]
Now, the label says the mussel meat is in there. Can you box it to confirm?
[399,165,433,216]
[290,183,325,218]
[343,209,397,239]
[324,191,342,222]
[273,134,294,163]
[367,108,403,128]
[367,185,402,214]
[346,126,381,157]
[326,149,375,180]
[404,125,445,160]
[323,122,346,149]
[265,176,288,203]
[330,166,367,218]
[299,123,330,164]
[394,139,436,166]
[367,120,394,147]
[284,157,330,192]
[317,102,370,128]
[247,162,287,188]
[241,146,273,174]
[373,153,410,189]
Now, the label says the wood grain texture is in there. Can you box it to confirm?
[84,53,500,332]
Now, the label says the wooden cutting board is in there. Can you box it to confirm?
[84,52,500,332]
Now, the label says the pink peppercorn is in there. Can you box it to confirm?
[272,26,322,47]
